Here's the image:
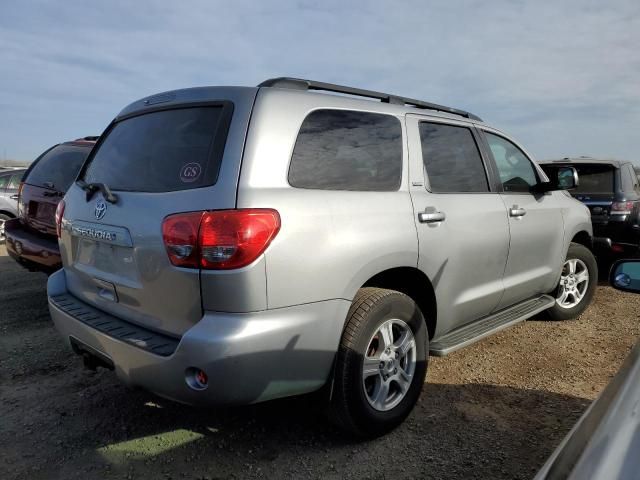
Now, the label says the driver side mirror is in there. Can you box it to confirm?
[610,260,640,293]
[556,166,578,190]
[534,166,579,193]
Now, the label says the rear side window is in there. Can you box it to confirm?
[26,145,91,192]
[0,174,9,190]
[622,164,637,193]
[419,122,489,193]
[288,110,402,191]
[83,105,232,192]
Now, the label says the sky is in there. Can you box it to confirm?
[1,0,639,163]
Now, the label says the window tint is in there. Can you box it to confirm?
[26,145,91,192]
[0,174,9,190]
[288,110,402,191]
[486,133,538,193]
[84,106,230,193]
[419,122,488,193]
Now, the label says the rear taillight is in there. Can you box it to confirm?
[16,182,24,216]
[611,201,634,215]
[161,211,203,268]
[55,200,65,238]
[162,209,280,270]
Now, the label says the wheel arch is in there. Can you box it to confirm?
[360,267,437,339]
[0,210,16,218]
[571,230,592,250]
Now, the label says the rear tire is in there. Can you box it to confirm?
[327,288,428,437]
[545,243,597,321]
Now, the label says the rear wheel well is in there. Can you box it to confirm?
[0,210,15,218]
[362,267,437,339]
[571,231,592,251]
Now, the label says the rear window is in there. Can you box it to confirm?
[83,106,231,192]
[288,109,402,191]
[26,145,91,192]
[542,164,614,194]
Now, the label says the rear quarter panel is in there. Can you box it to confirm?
[237,89,419,309]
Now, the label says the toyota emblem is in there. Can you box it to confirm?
[95,199,107,220]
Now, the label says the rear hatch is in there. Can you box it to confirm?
[541,163,615,223]
[59,88,256,337]
[21,143,93,236]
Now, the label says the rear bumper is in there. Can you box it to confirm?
[4,218,61,272]
[592,221,640,255]
[47,269,349,406]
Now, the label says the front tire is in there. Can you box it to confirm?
[545,243,597,321]
[327,288,428,437]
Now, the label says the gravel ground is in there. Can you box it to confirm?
[1,244,639,480]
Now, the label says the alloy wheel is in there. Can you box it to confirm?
[556,258,589,309]
[362,318,417,412]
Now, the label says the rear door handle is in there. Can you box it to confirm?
[418,210,446,223]
[10,195,19,200]
[509,206,526,217]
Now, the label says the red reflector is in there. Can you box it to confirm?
[199,209,280,269]
[161,212,203,268]
[612,244,625,253]
[162,209,280,270]
[55,200,65,238]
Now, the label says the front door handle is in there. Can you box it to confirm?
[418,210,446,223]
[509,205,526,217]
[10,194,19,200]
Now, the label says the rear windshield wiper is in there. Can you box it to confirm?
[76,180,118,204]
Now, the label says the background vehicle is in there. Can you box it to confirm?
[536,259,640,480]
[0,168,27,241]
[5,137,97,273]
[539,158,640,256]
[48,78,595,437]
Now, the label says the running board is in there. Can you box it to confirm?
[429,294,555,356]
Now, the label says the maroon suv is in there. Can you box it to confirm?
[5,137,97,273]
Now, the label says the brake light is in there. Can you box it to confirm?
[55,200,65,238]
[161,212,203,268]
[611,201,634,215]
[162,209,280,270]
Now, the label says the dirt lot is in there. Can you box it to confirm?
[1,245,639,480]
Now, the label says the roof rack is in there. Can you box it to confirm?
[258,77,482,121]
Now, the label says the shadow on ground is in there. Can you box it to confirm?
[2,373,589,480]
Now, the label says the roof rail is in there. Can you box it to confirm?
[258,77,482,121]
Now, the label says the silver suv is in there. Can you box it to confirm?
[48,78,596,436]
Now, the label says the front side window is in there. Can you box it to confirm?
[7,173,22,190]
[419,122,489,193]
[485,133,538,193]
[0,174,9,190]
[288,109,403,191]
